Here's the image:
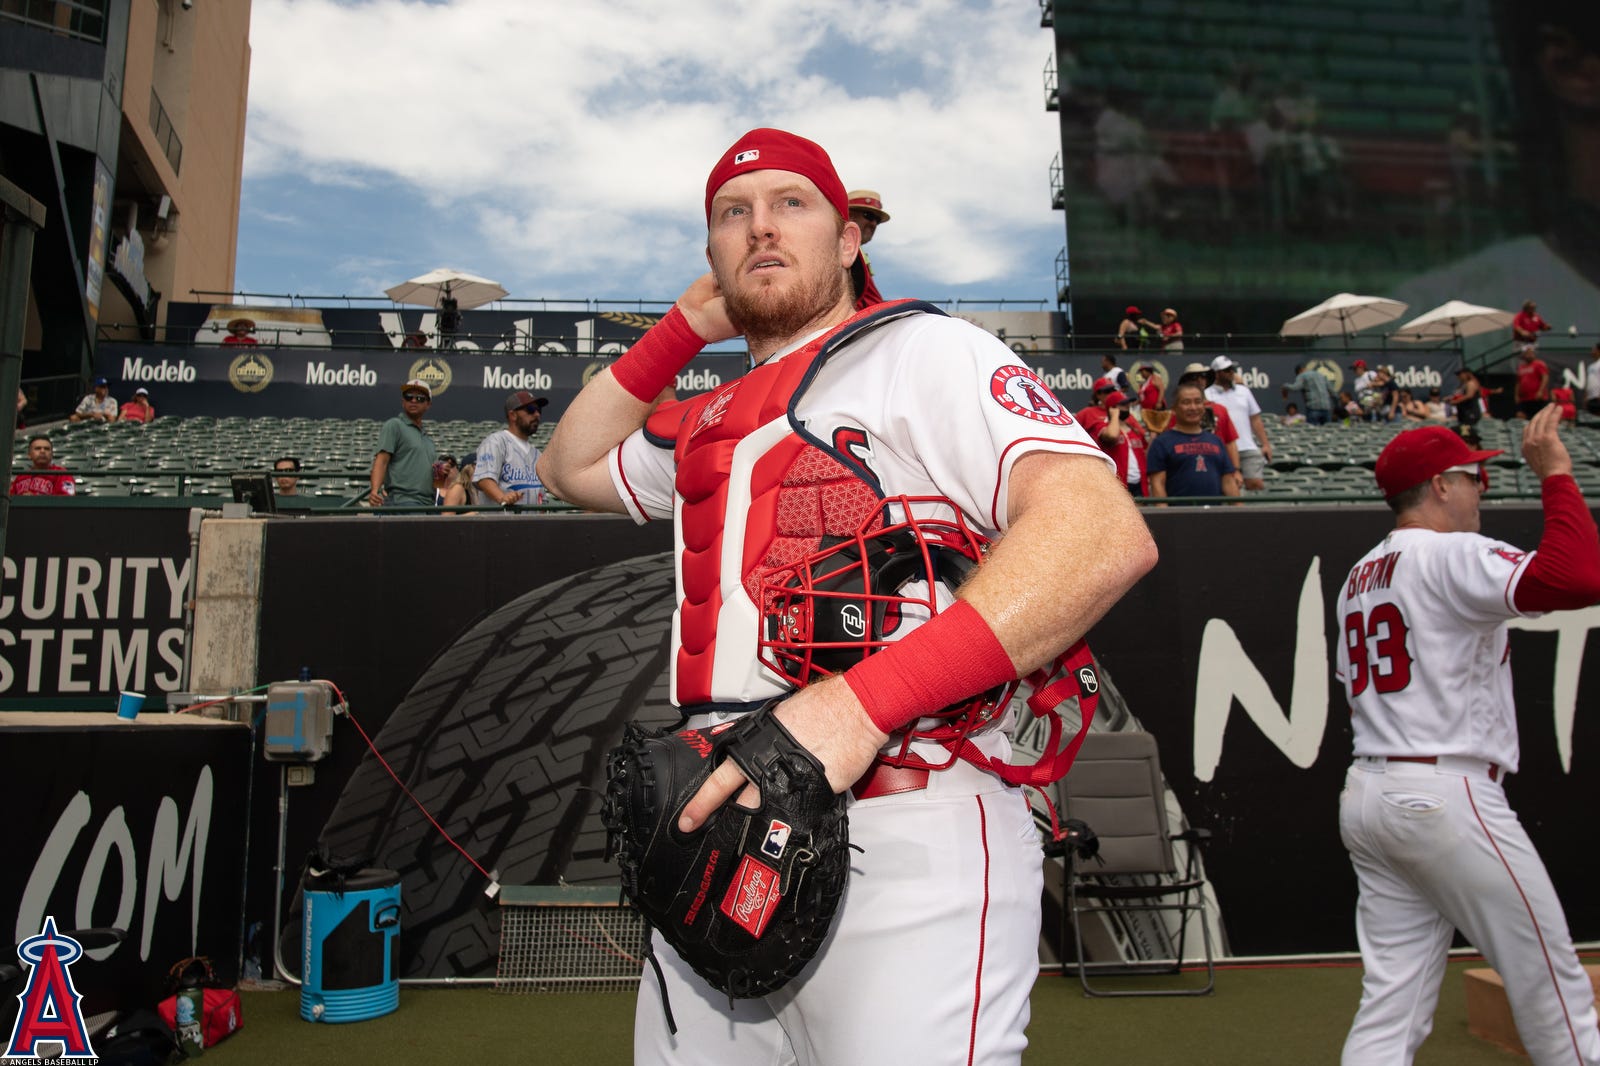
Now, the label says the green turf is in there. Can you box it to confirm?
[193,959,1527,1065]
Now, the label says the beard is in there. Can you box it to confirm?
[715,252,849,356]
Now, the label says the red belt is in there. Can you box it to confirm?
[850,762,930,800]
[1387,755,1501,782]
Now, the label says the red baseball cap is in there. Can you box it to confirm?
[1374,426,1503,498]
[1125,305,1141,316]
[705,129,848,224]
[1352,359,1367,369]
[1092,376,1115,393]
[1102,391,1129,408]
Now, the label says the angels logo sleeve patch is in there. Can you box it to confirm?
[989,365,1076,427]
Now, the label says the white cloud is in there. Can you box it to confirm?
[244,0,1061,298]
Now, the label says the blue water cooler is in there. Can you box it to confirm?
[300,867,402,1023]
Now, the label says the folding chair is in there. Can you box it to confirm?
[1058,730,1214,996]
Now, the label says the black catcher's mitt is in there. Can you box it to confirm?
[602,703,850,1002]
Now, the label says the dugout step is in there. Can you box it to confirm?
[1463,965,1600,1057]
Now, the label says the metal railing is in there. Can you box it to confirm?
[148,86,183,175]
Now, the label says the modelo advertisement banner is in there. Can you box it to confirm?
[1,715,252,1017]
[96,341,1476,421]
[93,342,749,421]
[0,507,191,708]
[239,505,1599,974]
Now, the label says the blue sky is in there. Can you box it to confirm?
[237,0,1065,308]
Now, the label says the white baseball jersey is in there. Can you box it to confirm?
[608,303,1105,1066]
[1204,382,1263,452]
[608,307,1111,710]
[475,428,545,503]
[1335,526,1540,772]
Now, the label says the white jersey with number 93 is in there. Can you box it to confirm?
[1335,526,1541,773]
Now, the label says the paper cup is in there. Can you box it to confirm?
[116,691,146,719]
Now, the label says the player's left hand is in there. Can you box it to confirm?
[677,676,888,832]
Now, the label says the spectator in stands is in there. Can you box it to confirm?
[1282,402,1305,425]
[119,387,155,424]
[367,379,438,507]
[441,453,477,509]
[1204,355,1272,490]
[1425,387,1448,421]
[1339,389,1363,422]
[847,190,889,310]
[1139,307,1183,352]
[476,391,549,508]
[1099,352,1132,395]
[1147,383,1239,504]
[1116,306,1148,349]
[1515,344,1551,418]
[1283,362,1336,425]
[1586,343,1600,416]
[70,377,118,423]
[1078,389,1146,496]
[1551,386,1578,421]
[1357,365,1390,422]
[274,456,301,497]
[432,454,459,505]
[1135,363,1164,412]
[1512,299,1552,354]
[1449,368,1486,427]
[1351,359,1375,396]
[9,435,74,496]
[1378,366,1405,422]
[1400,389,1444,422]
[223,317,258,346]
[1177,362,1242,490]
[402,331,430,349]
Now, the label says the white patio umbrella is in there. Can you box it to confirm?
[1280,292,1408,340]
[1392,300,1514,343]
[384,268,509,310]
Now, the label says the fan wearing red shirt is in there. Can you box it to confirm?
[1077,390,1147,495]
[1516,347,1550,420]
[10,436,75,496]
[1512,299,1550,355]
[119,388,156,424]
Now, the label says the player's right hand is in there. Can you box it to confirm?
[1521,403,1573,481]
[676,272,737,344]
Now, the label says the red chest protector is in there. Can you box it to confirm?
[645,302,929,705]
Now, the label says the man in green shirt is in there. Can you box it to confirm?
[1283,363,1336,425]
[368,379,438,506]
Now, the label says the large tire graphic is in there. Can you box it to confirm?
[311,552,682,979]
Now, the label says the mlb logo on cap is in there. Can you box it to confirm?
[734,149,759,165]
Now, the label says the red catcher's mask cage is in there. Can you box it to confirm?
[756,496,1020,764]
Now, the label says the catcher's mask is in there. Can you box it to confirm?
[757,497,1020,762]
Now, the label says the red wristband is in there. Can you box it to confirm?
[609,304,707,403]
[842,600,1017,735]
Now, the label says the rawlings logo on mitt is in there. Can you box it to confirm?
[602,702,849,1000]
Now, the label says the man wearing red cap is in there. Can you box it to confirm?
[539,127,1155,1064]
[1077,389,1147,495]
[1337,406,1600,1066]
[846,188,889,310]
